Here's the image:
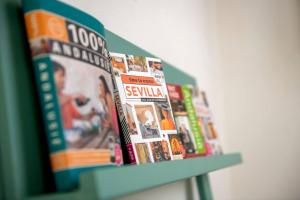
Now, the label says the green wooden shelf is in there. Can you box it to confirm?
[27,153,242,200]
[0,0,243,199]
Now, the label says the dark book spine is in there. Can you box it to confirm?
[113,90,137,164]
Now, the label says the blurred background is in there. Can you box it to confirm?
[64,0,300,199]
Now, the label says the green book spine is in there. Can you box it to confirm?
[182,85,206,154]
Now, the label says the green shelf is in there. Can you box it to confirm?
[0,0,242,199]
[27,153,242,200]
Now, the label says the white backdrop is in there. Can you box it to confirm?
[216,0,300,199]
[60,0,300,199]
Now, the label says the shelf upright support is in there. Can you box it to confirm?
[196,174,213,200]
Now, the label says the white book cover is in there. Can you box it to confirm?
[110,53,184,164]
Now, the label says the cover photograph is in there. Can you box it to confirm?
[167,83,197,157]
[23,0,122,191]
[181,85,207,156]
[191,87,223,155]
[167,84,206,158]
[110,53,184,164]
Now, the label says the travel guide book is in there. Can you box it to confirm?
[167,84,206,157]
[23,0,123,191]
[191,87,223,155]
[110,53,184,164]
[167,84,197,157]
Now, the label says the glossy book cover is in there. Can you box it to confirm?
[167,83,199,158]
[23,0,122,191]
[111,53,184,164]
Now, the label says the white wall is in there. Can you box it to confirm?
[60,0,230,199]
[60,0,300,199]
[216,0,300,199]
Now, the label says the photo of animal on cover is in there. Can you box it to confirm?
[52,55,121,162]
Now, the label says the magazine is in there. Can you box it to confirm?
[111,53,184,164]
[23,0,123,191]
[191,87,223,155]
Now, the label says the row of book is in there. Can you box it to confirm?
[23,0,222,191]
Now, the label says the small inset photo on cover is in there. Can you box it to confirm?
[148,58,163,75]
[125,104,138,135]
[135,143,151,164]
[207,121,218,139]
[111,54,127,74]
[134,104,160,139]
[175,116,196,154]
[150,141,171,162]
[147,57,164,82]
[126,55,148,72]
[154,102,176,131]
[168,134,184,156]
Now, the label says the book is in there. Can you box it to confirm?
[23,0,123,191]
[191,87,223,155]
[110,53,184,164]
[167,83,196,157]
[167,84,206,157]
